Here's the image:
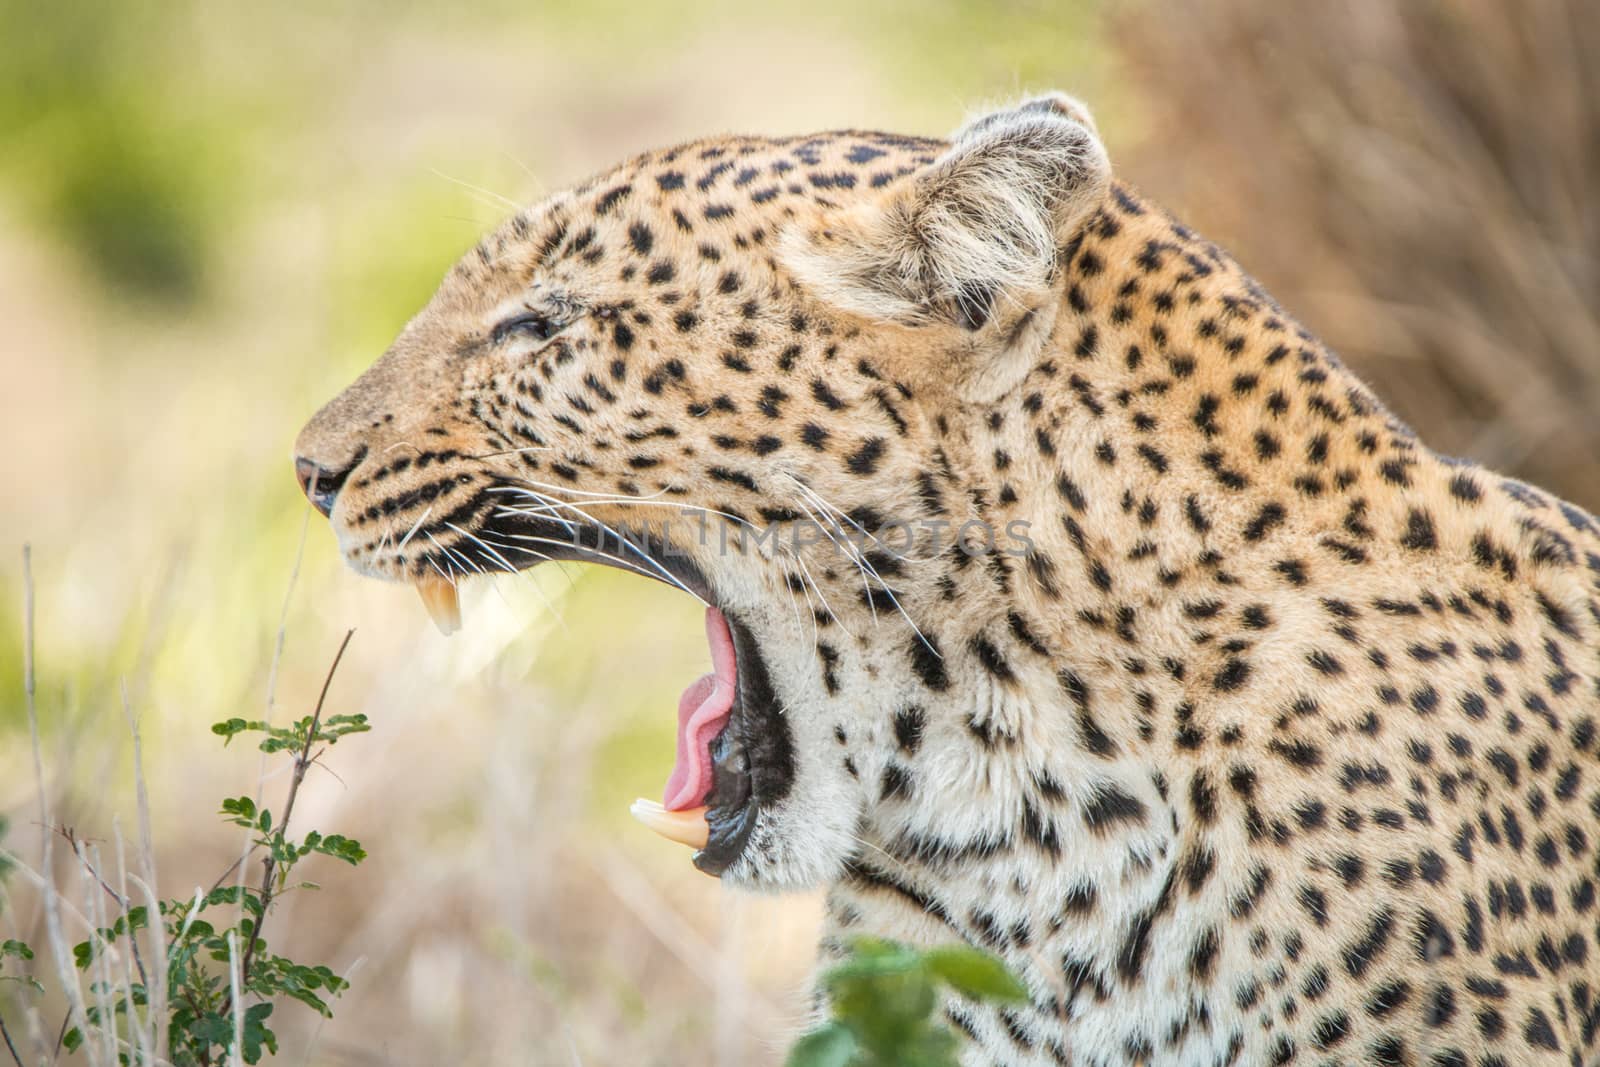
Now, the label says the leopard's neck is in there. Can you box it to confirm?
[818,185,1431,1063]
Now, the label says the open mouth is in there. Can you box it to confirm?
[407,510,792,877]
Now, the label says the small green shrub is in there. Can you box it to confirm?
[787,938,1028,1067]
[2,634,368,1066]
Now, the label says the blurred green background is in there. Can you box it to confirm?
[1,0,1594,1063]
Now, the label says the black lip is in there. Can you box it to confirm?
[467,504,794,876]
[696,611,794,875]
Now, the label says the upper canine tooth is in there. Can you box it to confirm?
[415,574,462,636]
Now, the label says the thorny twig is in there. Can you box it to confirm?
[22,546,93,1060]
[216,629,354,1021]
[58,828,152,996]
[0,1013,20,1067]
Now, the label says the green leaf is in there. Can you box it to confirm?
[822,950,919,986]
[785,1022,857,1067]
[219,796,258,827]
[0,974,44,995]
[310,834,366,865]
[845,937,904,960]
[166,939,199,975]
[73,940,96,970]
[267,834,300,865]
[1,939,33,961]
[923,946,1028,1005]
[189,1012,232,1048]
[63,1027,84,1052]
[789,939,1026,1066]
[280,985,331,1016]
[203,885,266,918]
[241,1001,276,1064]
[319,713,371,743]
[833,968,935,1047]
[110,906,149,937]
[203,885,239,907]
[212,718,252,743]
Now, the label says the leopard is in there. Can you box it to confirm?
[293,93,1600,1066]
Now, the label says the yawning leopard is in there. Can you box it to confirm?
[294,94,1600,1066]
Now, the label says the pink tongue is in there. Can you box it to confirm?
[663,606,738,811]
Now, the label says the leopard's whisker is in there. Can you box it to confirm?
[429,168,522,212]
[471,533,576,629]
[490,498,703,603]
[788,478,936,656]
[427,532,484,578]
[396,505,436,554]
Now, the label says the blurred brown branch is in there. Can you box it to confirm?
[1116,0,1600,509]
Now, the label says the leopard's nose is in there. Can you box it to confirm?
[294,455,356,517]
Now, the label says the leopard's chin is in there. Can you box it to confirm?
[392,505,796,878]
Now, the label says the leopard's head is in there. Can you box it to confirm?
[294,94,1110,889]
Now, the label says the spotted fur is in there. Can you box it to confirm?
[296,94,1600,1066]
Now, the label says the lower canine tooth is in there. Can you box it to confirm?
[415,575,462,636]
[629,799,709,849]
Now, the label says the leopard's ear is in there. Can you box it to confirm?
[783,93,1110,335]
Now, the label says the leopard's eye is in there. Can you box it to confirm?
[491,311,562,346]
